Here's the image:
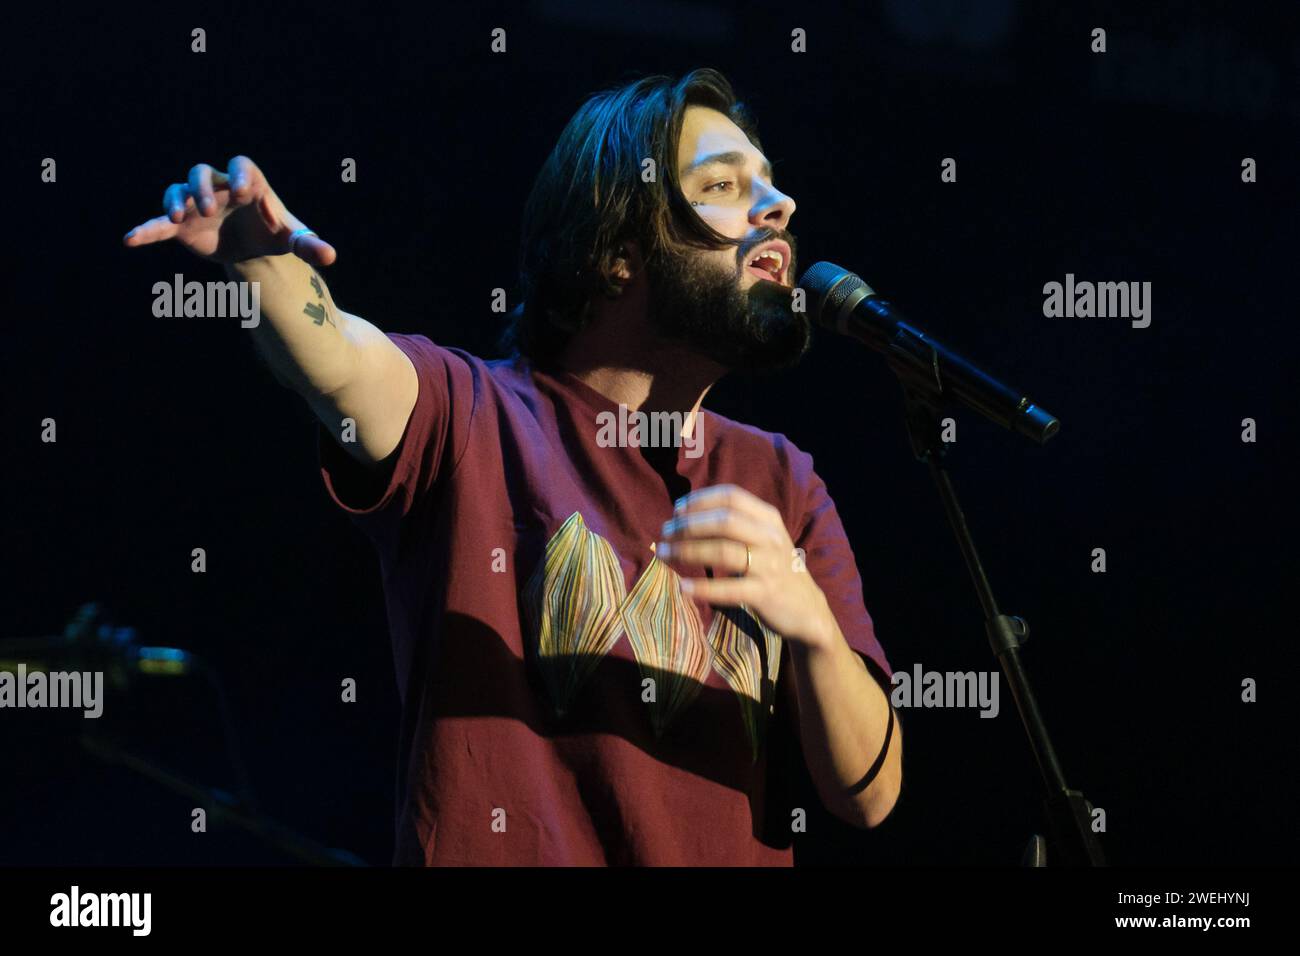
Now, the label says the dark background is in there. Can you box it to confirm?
[2,0,1293,866]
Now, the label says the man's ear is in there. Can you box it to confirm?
[610,240,643,287]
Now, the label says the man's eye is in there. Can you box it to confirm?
[703,180,734,193]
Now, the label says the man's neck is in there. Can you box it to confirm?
[559,318,723,440]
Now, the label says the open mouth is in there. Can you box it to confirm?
[744,240,791,285]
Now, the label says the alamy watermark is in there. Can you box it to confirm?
[50,886,151,936]
[1043,273,1151,328]
[152,273,261,327]
[890,663,999,718]
[0,664,103,718]
[595,403,704,459]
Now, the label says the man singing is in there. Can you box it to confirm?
[123,68,902,865]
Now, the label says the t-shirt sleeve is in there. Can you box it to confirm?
[316,333,476,537]
[793,458,894,696]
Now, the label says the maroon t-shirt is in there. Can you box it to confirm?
[317,334,893,865]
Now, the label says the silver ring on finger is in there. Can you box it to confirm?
[289,227,318,252]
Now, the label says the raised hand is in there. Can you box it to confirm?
[122,156,336,267]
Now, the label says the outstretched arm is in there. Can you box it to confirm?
[124,155,418,467]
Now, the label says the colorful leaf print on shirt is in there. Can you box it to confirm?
[523,512,783,748]
[522,511,628,718]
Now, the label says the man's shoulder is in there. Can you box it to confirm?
[701,406,807,456]
[387,334,530,396]
[699,407,820,491]
[389,333,501,373]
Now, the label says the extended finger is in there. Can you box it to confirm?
[124,214,181,246]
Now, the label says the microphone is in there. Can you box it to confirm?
[797,262,1059,444]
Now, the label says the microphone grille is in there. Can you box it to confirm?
[798,261,872,330]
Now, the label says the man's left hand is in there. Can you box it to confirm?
[657,484,835,651]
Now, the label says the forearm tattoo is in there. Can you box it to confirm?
[303,271,335,327]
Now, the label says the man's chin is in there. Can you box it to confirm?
[695,319,811,373]
[647,257,810,371]
[721,281,811,372]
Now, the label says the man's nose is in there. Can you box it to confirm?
[750,183,796,233]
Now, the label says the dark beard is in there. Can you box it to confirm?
[645,238,811,372]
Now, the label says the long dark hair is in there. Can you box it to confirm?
[504,68,762,364]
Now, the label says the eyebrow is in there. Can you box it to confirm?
[680,150,774,184]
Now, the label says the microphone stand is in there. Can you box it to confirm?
[886,345,1106,867]
[80,733,365,866]
[8,602,366,866]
